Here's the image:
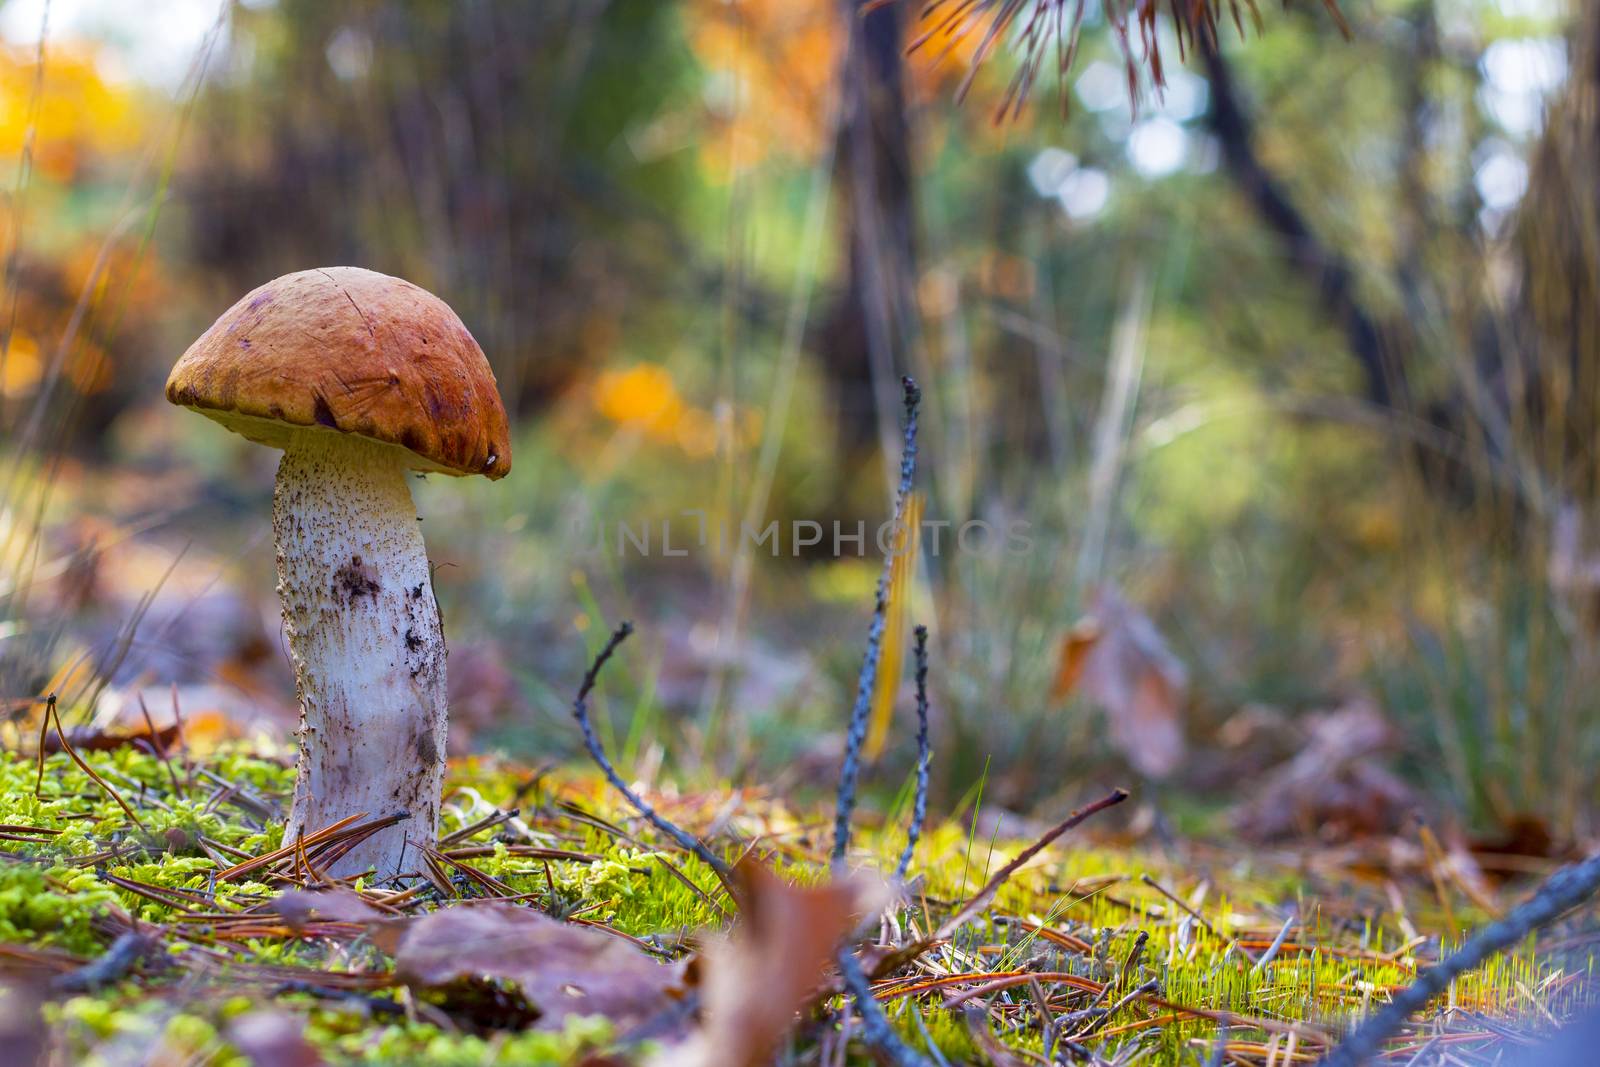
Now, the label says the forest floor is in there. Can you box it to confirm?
[0,736,1590,1067]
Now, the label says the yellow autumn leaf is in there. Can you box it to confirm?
[864,491,921,762]
[594,362,684,432]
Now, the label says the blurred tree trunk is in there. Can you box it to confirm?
[820,0,919,470]
[1198,34,1408,413]
[1200,4,1600,510]
[1511,4,1600,503]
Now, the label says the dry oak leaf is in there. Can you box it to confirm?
[651,860,879,1067]
[1055,585,1188,780]
[41,722,182,755]
[1232,699,1417,842]
[392,903,688,1031]
[273,888,390,932]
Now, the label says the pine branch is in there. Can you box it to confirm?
[570,622,733,888]
[872,0,1348,120]
[833,376,923,867]
[838,946,938,1066]
[1319,850,1600,1066]
[895,624,932,882]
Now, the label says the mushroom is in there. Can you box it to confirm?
[166,267,510,878]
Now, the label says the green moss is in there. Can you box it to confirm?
[0,743,1575,1065]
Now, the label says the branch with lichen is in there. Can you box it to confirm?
[838,946,938,1066]
[895,624,932,882]
[1319,849,1600,1066]
[569,621,733,888]
[833,375,922,867]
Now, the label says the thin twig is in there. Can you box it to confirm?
[438,807,519,847]
[570,622,733,887]
[136,694,184,799]
[169,682,194,789]
[1139,874,1217,937]
[41,694,148,833]
[866,788,1130,981]
[1075,978,1159,1037]
[32,693,49,796]
[896,624,932,882]
[834,376,922,866]
[934,789,1128,943]
[1318,849,1600,1066]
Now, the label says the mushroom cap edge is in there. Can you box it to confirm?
[165,266,511,480]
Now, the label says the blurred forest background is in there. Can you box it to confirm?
[0,0,1592,853]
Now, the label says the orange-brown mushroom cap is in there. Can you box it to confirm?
[166,267,511,479]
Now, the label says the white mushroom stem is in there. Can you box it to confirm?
[274,432,448,879]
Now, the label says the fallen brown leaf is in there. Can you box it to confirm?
[393,903,687,1031]
[1056,585,1187,779]
[41,723,182,755]
[1233,699,1418,842]
[650,860,875,1067]
[273,889,392,934]
[1051,617,1101,701]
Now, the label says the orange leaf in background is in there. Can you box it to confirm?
[0,44,145,180]
[686,0,840,170]
[1058,585,1188,780]
[0,329,41,398]
[1051,616,1102,701]
[594,362,684,434]
[865,491,922,761]
[591,362,752,459]
[178,708,235,749]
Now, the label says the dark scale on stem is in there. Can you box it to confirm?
[333,555,380,599]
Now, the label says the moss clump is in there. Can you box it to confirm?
[0,742,1578,1065]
